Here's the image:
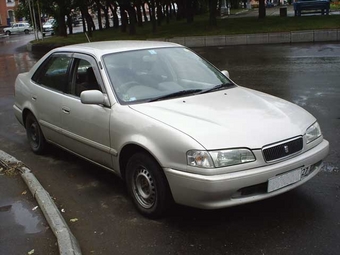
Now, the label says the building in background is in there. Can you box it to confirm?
[0,0,19,26]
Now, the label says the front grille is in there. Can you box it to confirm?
[263,137,303,162]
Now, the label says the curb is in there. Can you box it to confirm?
[153,29,340,47]
[27,29,340,54]
[0,150,82,255]
[0,33,8,39]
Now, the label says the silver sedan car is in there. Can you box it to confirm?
[14,41,329,218]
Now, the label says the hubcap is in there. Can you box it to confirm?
[133,167,156,209]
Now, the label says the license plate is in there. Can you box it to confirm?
[267,168,302,193]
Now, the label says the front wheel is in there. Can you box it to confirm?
[5,31,10,36]
[25,113,46,154]
[126,152,172,218]
[24,29,29,34]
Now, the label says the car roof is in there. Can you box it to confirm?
[53,40,183,56]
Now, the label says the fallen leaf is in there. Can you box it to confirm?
[70,218,78,222]
[61,209,65,213]
[28,249,35,254]
[22,190,27,195]
[32,206,38,211]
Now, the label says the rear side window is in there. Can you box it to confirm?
[32,54,72,93]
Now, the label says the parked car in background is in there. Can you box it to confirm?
[42,19,56,36]
[3,22,33,35]
[72,16,80,26]
[13,41,329,218]
[294,0,330,16]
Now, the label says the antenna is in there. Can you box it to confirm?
[85,32,91,43]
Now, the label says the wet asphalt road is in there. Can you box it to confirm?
[0,34,58,254]
[0,35,339,255]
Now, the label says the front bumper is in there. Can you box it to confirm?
[164,139,329,209]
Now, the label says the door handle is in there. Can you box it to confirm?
[32,96,37,101]
[62,107,70,114]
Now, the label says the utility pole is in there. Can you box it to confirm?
[37,0,43,40]
[28,0,41,40]
[27,0,38,40]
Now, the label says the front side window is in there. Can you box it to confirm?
[71,59,101,97]
[103,47,233,104]
[32,54,71,92]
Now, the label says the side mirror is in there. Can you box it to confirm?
[221,70,230,78]
[80,90,109,106]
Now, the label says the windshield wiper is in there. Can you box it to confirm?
[199,83,233,94]
[149,89,202,102]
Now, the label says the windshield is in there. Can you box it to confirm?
[103,47,234,104]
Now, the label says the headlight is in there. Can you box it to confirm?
[210,149,255,167]
[305,122,321,144]
[187,149,255,168]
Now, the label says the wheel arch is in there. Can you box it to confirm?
[119,144,163,181]
[22,108,35,129]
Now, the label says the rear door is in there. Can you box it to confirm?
[60,53,113,168]
[30,53,72,144]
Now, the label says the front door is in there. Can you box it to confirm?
[60,53,112,168]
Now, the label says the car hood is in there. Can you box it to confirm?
[129,87,315,150]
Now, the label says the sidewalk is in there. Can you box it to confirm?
[225,5,296,18]
[226,5,340,18]
[0,161,58,254]
[0,151,81,255]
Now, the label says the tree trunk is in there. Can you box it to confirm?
[80,6,94,37]
[135,1,143,27]
[176,0,185,20]
[120,5,128,33]
[58,14,67,37]
[142,3,148,22]
[127,5,137,35]
[66,14,73,35]
[102,1,110,29]
[109,3,120,28]
[209,0,218,26]
[81,12,87,33]
[150,0,157,33]
[96,0,103,31]
[259,0,266,18]
[156,0,162,26]
[165,4,170,23]
[185,0,194,23]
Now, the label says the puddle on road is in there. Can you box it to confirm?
[0,170,46,235]
[0,200,46,234]
[13,201,45,234]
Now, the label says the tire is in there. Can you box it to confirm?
[25,113,46,154]
[5,31,10,36]
[24,29,29,34]
[126,152,172,218]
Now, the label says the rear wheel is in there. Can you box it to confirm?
[25,113,46,154]
[5,31,10,36]
[126,152,172,218]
